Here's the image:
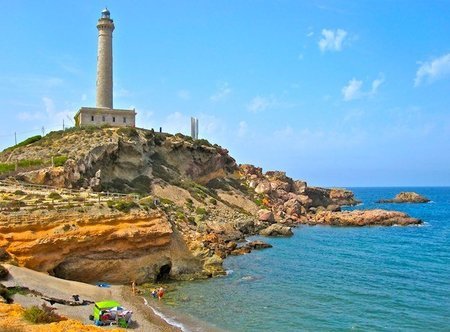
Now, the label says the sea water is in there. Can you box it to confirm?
[160,187,450,331]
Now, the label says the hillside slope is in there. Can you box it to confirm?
[0,127,420,283]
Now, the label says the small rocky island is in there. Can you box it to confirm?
[377,192,430,204]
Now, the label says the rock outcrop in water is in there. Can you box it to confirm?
[0,127,421,283]
[377,192,430,203]
[310,209,421,226]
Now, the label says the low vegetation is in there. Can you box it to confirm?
[107,199,139,212]
[2,135,42,153]
[53,155,68,167]
[23,304,66,324]
[0,265,8,280]
[48,192,62,200]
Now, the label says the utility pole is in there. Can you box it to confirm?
[41,126,45,136]
[14,132,17,145]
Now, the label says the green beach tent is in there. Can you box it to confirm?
[93,300,121,322]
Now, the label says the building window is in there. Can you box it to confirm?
[91,115,94,121]
[123,117,127,123]
[102,116,105,122]
[112,117,116,123]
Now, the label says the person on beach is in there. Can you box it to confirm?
[131,280,136,295]
[157,287,165,300]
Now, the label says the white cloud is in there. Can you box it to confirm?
[238,121,248,137]
[247,95,299,113]
[17,111,45,121]
[161,112,190,134]
[199,114,224,136]
[342,75,385,101]
[318,29,347,52]
[414,53,450,86]
[342,79,363,101]
[210,82,231,102]
[17,97,73,130]
[371,75,385,94]
[42,96,55,115]
[177,89,191,100]
[247,96,272,113]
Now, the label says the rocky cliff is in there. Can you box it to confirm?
[0,127,421,284]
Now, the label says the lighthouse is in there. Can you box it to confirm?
[96,8,114,109]
[75,8,136,128]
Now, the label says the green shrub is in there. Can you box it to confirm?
[0,163,15,173]
[206,178,230,191]
[160,198,174,205]
[48,192,62,200]
[209,198,217,205]
[0,248,11,262]
[23,303,66,324]
[195,207,207,215]
[17,159,43,168]
[3,135,42,152]
[45,203,55,210]
[0,284,13,304]
[108,200,139,212]
[53,156,68,167]
[14,190,26,196]
[176,211,186,220]
[5,200,25,209]
[118,127,139,138]
[193,138,212,147]
[0,265,9,280]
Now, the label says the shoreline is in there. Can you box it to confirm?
[2,264,192,331]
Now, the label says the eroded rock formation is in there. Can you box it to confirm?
[0,127,423,284]
[377,192,430,203]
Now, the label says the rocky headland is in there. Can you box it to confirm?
[377,191,430,203]
[0,127,422,285]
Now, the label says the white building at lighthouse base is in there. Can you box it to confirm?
[74,107,136,127]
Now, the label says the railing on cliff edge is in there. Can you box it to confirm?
[0,179,139,203]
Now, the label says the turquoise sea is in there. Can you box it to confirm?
[155,187,450,331]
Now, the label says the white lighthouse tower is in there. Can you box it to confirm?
[96,8,114,109]
[75,8,136,127]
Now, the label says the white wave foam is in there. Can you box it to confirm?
[226,269,234,275]
[143,297,189,332]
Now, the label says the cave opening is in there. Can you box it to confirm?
[156,263,171,281]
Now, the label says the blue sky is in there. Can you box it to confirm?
[1,1,449,187]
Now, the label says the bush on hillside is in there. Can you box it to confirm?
[48,192,62,200]
[107,200,139,212]
[23,304,66,324]
[3,135,42,152]
[0,265,9,280]
[53,156,68,167]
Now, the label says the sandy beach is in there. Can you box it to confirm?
[2,264,181,331]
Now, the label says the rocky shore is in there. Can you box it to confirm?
[0,127,422,286]
[377,191,430,203]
